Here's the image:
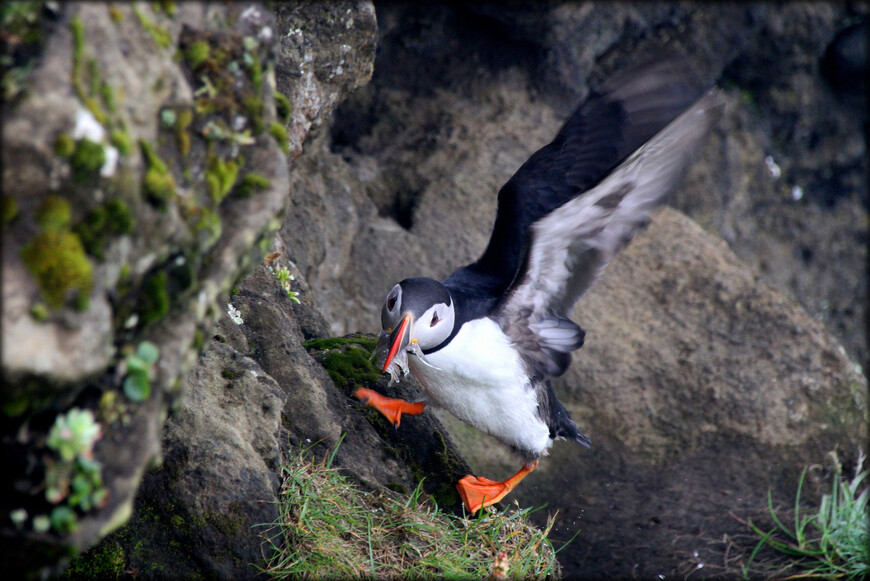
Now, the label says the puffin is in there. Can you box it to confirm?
[354,56,724,514]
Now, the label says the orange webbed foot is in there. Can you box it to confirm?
[456,461,539,514]
[353,388,425,428]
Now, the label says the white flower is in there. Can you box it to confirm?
[227,303,244,325]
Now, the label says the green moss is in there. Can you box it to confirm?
[35,195,72,232]
[385,481,410,494]
[273,90,292,124]
[139,271,169,324]
[70,138,107,184]
[221,369,236,380]
[110,130,132,156]
[138,139,167,174]
[175,108,193,156]
[105,199,134,233]
[64,538,125,580]
[189,207,222,248]
[320,346,382,390]
[30,303,49,322]
[108,6,124,22]
[206,503,246,536]
[154,1,177,17]
[2,195,19,223]
[143,169,176,208]
[242,93,265,134]
[74,199,135,259]
[69,16,110,124]
[139,140,175,208]
[132,5,172,49]
[245,49,263,93]
[20,231,93,309]
[303,335,378,353]
[99,80,117,115]
[192,328,204,351]
[268,121,290,155]
[233,172,271,198]
[86,58,102,99]
[70,16,85,84]
[54,134,76,157]
[184,40,210,69]
[205,156,239,204]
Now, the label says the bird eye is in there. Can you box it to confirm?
[430,312,439,327]
[387,296,397,311]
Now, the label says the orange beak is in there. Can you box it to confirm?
[383,314,412,372]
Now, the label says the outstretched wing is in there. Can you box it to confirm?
[444,56,708,303]
[496,89,725,378]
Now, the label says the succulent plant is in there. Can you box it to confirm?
[47,408,101,462]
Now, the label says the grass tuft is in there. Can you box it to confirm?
[258,443,561,579]
[743,450,868,579]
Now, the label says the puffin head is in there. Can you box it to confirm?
[379,277,455,371]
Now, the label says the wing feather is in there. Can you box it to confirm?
[498,89,726,377]
[444,55,707,301]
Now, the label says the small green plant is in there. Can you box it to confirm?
[40,408,108,534]
[258,442,561,579]
[272,265,300,303]
[205,155,240,204]
[47,408,101,462]
[123,341,160,402]
[743,451,868,579]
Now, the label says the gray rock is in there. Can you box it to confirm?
[0,1,370,576]
[103,235,471,578]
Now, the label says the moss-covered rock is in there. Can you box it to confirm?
[69,138,107,184]
[1,195,19,223]
[303,333,471,511]
[73,199,135,259]
[233,172,271,198]
[20,230,92,309]
[139,270,169,325]
[35,195,72,232]
[268,121,289,154]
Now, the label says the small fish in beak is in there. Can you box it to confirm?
[373,313,440,383]
[375,314,413,382]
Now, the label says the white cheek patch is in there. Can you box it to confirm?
[416,302,454,350]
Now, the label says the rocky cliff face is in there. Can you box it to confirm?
[2,1,866,579]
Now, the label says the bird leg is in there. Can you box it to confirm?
[456,460,539,514]
[353,388,425,428]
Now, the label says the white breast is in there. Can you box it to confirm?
[409,317,551,457]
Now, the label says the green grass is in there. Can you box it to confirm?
[258,442,561,579]
[743,451,868,579]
